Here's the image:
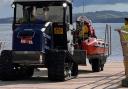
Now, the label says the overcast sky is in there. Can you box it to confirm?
[0,0,13,18]
[1,0,128,18]
[73,0,128,13]
[73,0,128,6]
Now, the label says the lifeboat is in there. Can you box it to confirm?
[76,16,109,56]
[74,16,110,72]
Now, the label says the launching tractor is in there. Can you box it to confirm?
[0,0,110,81]
[0,0,78,81]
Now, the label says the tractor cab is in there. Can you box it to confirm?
[12,0,73,51]
[12,0,72,27]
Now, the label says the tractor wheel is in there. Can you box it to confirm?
[71,62,78,76]
[48,58,71,81]
[0,50,13,63]
[26,67,34,77]
[48,57,64,81]
[91,58,100,72]
[19,66,34,79]
[0,50,19,81]
[0,63,20,81]
[48,54,73,81]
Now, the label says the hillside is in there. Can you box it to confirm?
[0,11,128,23]
[0,17,13,24]
[73,10,128,23]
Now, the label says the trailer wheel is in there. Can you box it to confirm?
[100,55,107,71]
[101,64,104,71]
[71,62,78,76]
[91,58,100,72]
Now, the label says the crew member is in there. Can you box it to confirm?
[79,21,90,40]
[78,21,90,48]
[121,18,128,41]
[90,27,97,38]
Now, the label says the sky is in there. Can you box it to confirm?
[73,0,128,13]
[1,0,128,18]
[0,0,13,18]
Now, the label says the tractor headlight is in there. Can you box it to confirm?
[11,4,15,8]
[63,3,67,8]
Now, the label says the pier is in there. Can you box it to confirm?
[0,60,126,89]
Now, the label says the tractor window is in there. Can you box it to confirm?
[66,6,70,23]
[48,6,63,22]
[16,4,24,23]
[15,3,64,24]
[36,6,63,22]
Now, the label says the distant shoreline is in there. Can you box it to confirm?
[0,22,124,24]
[1,10,128,23]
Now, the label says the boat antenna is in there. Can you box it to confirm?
[83,0,85,16]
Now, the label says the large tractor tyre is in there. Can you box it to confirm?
[26,67,34,77]
[0,50,18,81]
[0,50,13,63]
[47,52,72,81]
[0,63,19,81]
[71,62,78,76]
[91,58,100,72]
[19,66,34,79]
[48,58,69,81]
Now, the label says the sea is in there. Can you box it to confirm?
[0,23,124,61]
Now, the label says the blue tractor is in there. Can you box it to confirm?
[0,0,79,81]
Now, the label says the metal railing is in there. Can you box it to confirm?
[105,24,112,56]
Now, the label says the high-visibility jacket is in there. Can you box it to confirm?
[79,24,89,39]
[121,24,128,41]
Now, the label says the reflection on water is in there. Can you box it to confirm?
[0,23,123,60]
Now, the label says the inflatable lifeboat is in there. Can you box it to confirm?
[76,16,108,56]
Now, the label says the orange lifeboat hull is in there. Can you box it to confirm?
[82,38,108,55]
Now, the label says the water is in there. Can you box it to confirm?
[0,23,124,61]
[0,24,12,50]
[93,23,123,61]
